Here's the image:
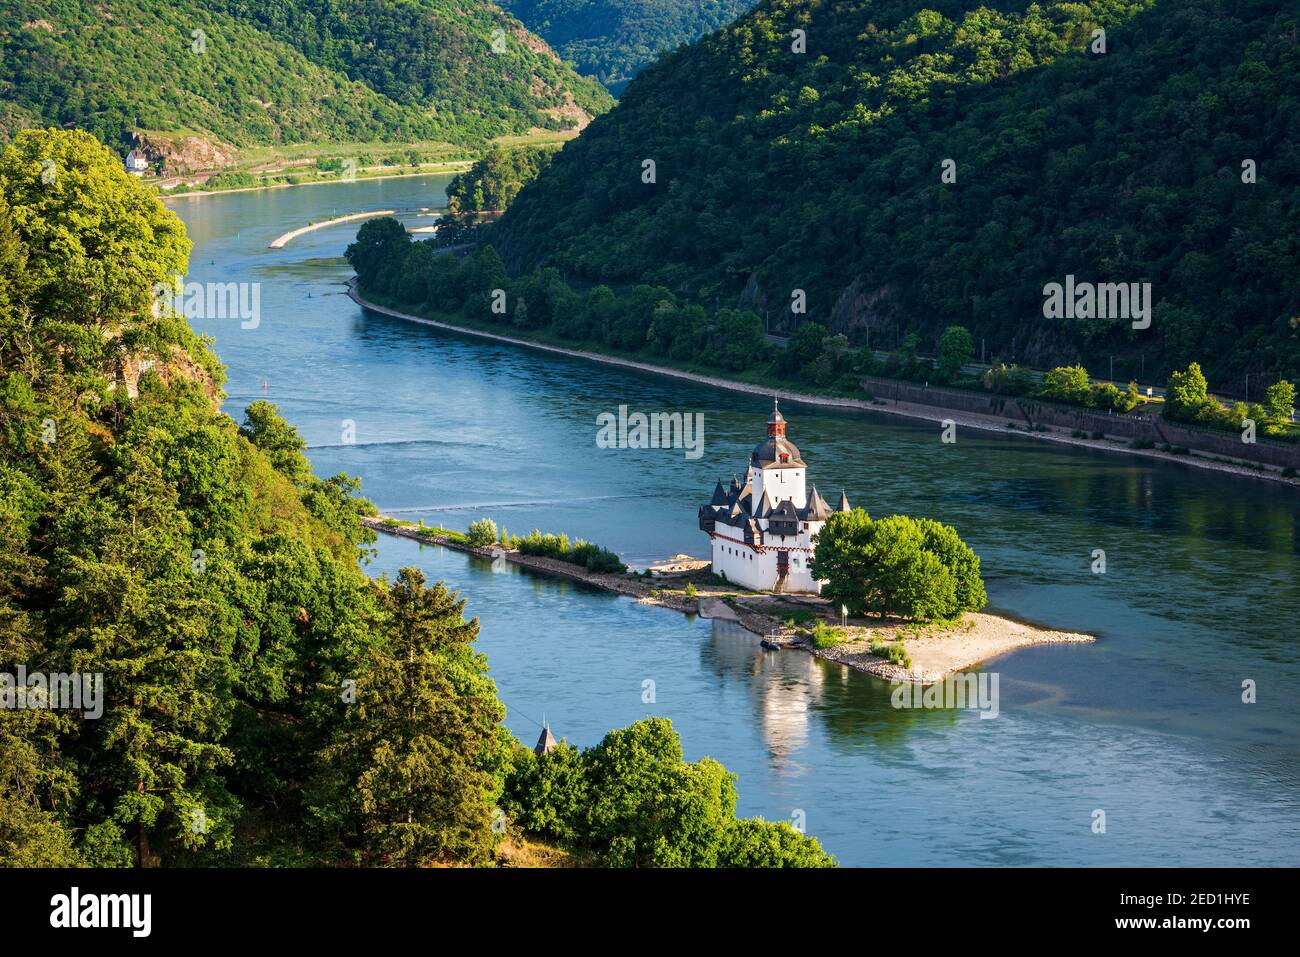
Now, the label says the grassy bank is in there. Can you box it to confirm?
[155,131,578,197]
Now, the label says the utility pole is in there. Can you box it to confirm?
[1109,355,1114,382]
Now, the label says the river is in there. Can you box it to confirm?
[167,175,1300,866]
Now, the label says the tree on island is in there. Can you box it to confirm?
[810,509,987,623]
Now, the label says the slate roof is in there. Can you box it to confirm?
[802,485,833,522]
[750,436,805,469]
[535,725,557,755]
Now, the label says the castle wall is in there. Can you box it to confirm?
[710,528,823,594]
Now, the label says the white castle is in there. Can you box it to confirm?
[698,401,849,594]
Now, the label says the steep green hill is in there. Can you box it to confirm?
[489,0,1300,385]
[500,0,758,93]
[0,0,613,155]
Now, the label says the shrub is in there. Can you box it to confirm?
[1164,362,1211,421]
[685,583,697,599]
[810,622,848,649]
[514,529,627,573]
[466,517,499,548]
[869,639,911,669]
[1040,364,1091,405]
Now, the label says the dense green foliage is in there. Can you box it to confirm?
[446,146,561,215]
[0,130,398,865]
[501,0,758,92]
[503,718,835,866]
[488,0,1300,387]
[1162,361,1297,440]
[508,529,627,574]
[308,567,512,865]
[349,218,854,393]
[1037,364,1140,412]
[811,509,987,622]
[0,1,612,152]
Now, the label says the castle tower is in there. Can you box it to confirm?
[750,398,807,510]
[699,402,831,595]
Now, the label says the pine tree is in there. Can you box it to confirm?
[315,568,510,865]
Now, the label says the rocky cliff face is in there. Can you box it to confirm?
[134,132,238,175]
[113,343,223,407]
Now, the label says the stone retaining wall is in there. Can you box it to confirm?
[861,377,1300,469]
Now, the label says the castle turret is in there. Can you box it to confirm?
[750,398,806,509]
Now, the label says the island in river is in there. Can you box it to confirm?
[363,516,1094,684]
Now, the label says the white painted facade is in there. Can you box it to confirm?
[699,402,848,594]
[125,150,150,175]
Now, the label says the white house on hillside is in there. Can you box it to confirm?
[698,401,849,594]
[125,149,150,175]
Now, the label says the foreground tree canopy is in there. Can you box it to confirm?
[504,718,835,867]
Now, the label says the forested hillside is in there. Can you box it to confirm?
[489,0,1300,386]
[500,0,758,93]
[0,0,612,153]
[0,130,830,868]
[446,146,561,215]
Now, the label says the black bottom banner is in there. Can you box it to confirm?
[0,866,1280,943]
